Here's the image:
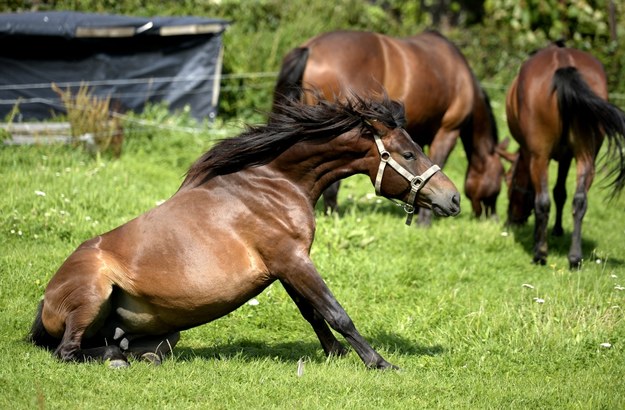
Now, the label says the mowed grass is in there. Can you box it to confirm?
[1,101,624,409]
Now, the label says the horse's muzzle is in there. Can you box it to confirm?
[431,191,461,217]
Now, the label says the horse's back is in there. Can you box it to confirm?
[401,31,476,130]
[301,31,389,101]
[300,30,474,138]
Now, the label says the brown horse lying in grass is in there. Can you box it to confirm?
[502,42,625,269]
[272,30,504,224]
[29,95,460,370]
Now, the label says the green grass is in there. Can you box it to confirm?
[1,105,624,409]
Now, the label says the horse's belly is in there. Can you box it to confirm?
[113,266,272,333]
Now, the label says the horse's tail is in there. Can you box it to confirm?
[271,47,309,114]
[553,67,625,195]
[27,300,58,350]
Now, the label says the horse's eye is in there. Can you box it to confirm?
[402,152,416,160]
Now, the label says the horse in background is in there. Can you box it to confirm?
[272,30,504,225]
[502,42,625,269]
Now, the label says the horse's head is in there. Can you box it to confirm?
[464,88,506,218]
[464,151,505,218]
[497,145,534,225]
[364,119,460,223]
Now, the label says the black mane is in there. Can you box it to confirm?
[183,93,405,187]
[482,86,499,144]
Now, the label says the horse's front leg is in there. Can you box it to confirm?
[530,155,551,265]
[568,158,594,269]
[321,181,341,214]
[281,281,348,357]
[418,129,459,226]
[278,254,397,370]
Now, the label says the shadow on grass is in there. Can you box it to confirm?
[175,340,323,363]
[174,333,444,364]
[369,330,444,357]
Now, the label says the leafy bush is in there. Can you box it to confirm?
[3,0,624,117]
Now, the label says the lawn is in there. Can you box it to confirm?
[1,99,624,409]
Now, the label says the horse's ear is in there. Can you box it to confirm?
[499,136,510,150]
[495,137,518,163]
[364,118,390,136]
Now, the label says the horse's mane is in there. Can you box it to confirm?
[183,92,405,187]
[482,86,499,144]
[461,84,499,159]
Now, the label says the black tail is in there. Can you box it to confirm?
[553,66,625,195]
[271,47,309,115]
[27,300,58,350]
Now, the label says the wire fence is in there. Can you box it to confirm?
[2,71,625,138]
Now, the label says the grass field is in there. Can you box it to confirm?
[1,98,624,409]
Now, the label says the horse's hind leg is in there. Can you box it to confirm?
[43,251,129,367]
[529,155,551,265]
[552,155,572,237]
[568,158,594,269]
[120,332,181,365]
[281,281,348,357]
[53,312,129,368]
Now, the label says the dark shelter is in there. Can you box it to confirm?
[0,12,229,121]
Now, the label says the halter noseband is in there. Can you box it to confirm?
[373,133,440,226]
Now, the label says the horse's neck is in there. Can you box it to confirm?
[269,131,372,203]
[463,96,496,162]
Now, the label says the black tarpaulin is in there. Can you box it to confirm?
[0,12,229,121]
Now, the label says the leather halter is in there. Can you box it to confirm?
[373,133,440,226]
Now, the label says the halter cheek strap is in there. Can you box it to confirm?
[373,134,440,226]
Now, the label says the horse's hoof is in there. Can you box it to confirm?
[368,359,400,371]
[141,352,162,366]
[569,259,582,270]
[108,359,130,369]
[335,346,349,357]
[532,256,547,266]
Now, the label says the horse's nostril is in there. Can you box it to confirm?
[452,192,461,207]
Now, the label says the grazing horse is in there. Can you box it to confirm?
[272,30,503,224]
[28,95,460,370]
[504,43,625,268]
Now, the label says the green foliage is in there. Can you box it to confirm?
[484,0,613,42]
[1,0,423,120]
[458,1,625,109]
[202,0,419,119]
[1,0,624,114]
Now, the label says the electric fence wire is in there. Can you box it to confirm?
[1,72,624,137]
